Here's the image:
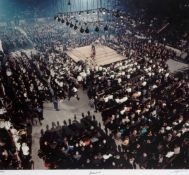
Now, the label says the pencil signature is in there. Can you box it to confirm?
[89,171,101,175]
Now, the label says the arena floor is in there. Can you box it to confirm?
[66,45,126,67]
[31,89,104,169]
[166,59,189,73]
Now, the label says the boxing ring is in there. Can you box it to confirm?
[66,45,126,67]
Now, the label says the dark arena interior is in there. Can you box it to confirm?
[0,0,189,170]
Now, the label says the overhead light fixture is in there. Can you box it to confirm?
[54,16,58,20]
[85,27,89,33]
[68,0,71,5]
[70,22,74,28]
[66,21,70,26]
[104,25,108,31]
[80,27,84,33]
[102,8,106,15]
[107,10,110,15]
[74,24,78,30]
[114,10,120,18]
[57,17,61,22]
[116,14,120,18]
[95,26,99,32]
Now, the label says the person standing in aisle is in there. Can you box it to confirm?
[52,96,59,111]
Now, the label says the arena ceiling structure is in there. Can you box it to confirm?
[0,0,188,22]
[53,0,125,35]
[0,0,121,21]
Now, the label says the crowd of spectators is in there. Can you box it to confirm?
[82,12,189,168]
[85,55,189,169]
[38,112,135,169]
[0,27,31,53]
[0,7,188,169]
[0,45,83,169]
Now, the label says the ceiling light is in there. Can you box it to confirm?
[85,27,89,33]
[54,16,58,20]
[66,21,70,26]
[80,27,84,33]
[57,17,61,22]
[70,22,74,28]
[74,24,78,30]
[95,26,99,32]
[104,25,108,31]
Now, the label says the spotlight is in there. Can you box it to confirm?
[61,19,65,23]
[107,10,110,15]
[54,15,58,20]
[66,21,70,26]
[104,25,108,31]
[74,24,78,30]
[80,27,84,33]
[116,14,120,18]
[85,27,89,33]
[114,10,120,18]
[95,26,99,32]
[102,8,106,15]
[70,22,74,28]
[57,17,61,22]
